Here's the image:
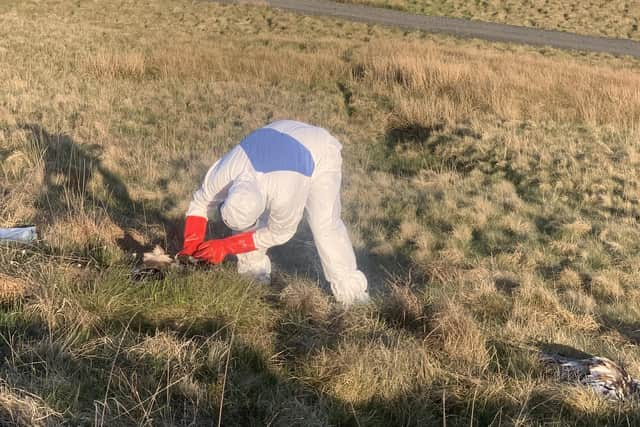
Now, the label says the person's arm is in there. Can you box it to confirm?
[179,147,246,256]
[191,201,306,264]
[186,161,228,219]
[253,179,310,249]
[253,205,304,249]
[192,178,310,264]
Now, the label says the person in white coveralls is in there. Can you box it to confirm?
[178,120,369,305]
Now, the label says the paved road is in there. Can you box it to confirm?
[217,0,640,58]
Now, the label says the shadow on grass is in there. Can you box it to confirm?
[273,309,343,366]
[22,123,403,300]
[96,308,343,425]
[268,216,415,298]
[376,121,486,178]
[494,276,520,296]
[599,315,640,345]
[22,123,184,255]
[376,121,444,177]
[378,120,550,206]
[3,298,638,425]
[351,378,640,427]
[103,311,232,342]
[536,342,595,359]
[0,313,114,423]
[217,349,640,427]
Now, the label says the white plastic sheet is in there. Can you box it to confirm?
[0,227,37,242]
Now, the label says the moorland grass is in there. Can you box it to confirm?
[1,0,640,425]
[338,0,640,41]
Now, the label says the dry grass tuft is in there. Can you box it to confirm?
[129,331,198,365]
[27,292,99,333]
[432,300,489,372]
[589,273,624,302]
[563,219,593,236]
[82,51,151,81]
[560,289,596,315]
[557,268,583,291]
[352,41,640,130]
[320,339,436,404]
[1,0,640,424]
[561,386,612,416]
[0,383,61,427]
[41,210,124,260]
[0,273,31,304]
[280,281,332,322]
[380,277,424,329]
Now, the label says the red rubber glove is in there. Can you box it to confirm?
[192,231,256,265]
[177,216,208,257]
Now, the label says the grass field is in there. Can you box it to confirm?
[1,0,640,425]
[338,0,640,41]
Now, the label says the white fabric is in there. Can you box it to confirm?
[304,149,369,305]
[220,179,265,230]
[236,249,271,284]
[236,215,271,284]
[186,120,369,304]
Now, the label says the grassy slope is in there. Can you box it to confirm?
[1,0,640,425]
[337,0,640,41]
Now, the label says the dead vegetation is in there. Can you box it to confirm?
[0,382,61,427]
[339,0,640,41]
[0,274,31,305]
[0,0,640,425]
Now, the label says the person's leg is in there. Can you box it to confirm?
[234,214,271,284]
[236,249,271,283]
[306,166,369,305]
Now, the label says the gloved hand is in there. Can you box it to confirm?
[192,231,256,265]
[192,239,228,264]
[177,216,208,257]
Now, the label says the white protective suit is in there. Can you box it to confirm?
[186,120,369,305]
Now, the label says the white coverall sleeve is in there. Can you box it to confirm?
[253,177,310,249]
[305,146,369,305]
[186,147,246,219]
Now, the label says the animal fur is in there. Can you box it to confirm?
[131,246,178,281]
[142,246,175,269]
[541,352,640,401]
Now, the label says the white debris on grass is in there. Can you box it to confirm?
[0,227,37,242]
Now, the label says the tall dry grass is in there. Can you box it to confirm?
[338,0,640,41]
[1,0,640,425]
[0,382,61,427]
[353,41,640,128]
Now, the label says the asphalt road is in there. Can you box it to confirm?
[217,0,640,58]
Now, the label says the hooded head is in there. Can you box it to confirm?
[220,179,265,230]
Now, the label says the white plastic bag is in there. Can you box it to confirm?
[0,227,37,242]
